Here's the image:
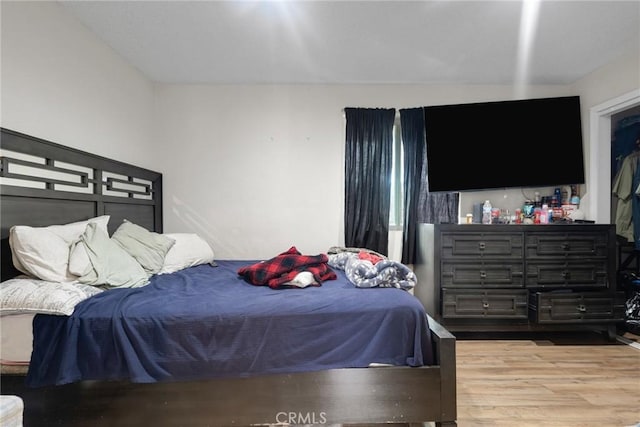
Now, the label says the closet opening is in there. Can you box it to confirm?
[612,105,640,273]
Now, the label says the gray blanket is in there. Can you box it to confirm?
[328,252,417,291]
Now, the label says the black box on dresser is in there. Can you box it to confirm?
[414,223,626,340]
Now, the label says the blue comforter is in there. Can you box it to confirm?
[26,260,434,387]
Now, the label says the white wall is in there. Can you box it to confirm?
[2,2,639,262]
[0,1,155,169]
[153,84,347,259]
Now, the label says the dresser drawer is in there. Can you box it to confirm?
[442,261,524,288]
[442,289,528,319]
[525,232,609,258]
[440,232,523,259]
[525,260,609,289]
[529,292,626,323]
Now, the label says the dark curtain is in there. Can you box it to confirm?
[417,189,459,224]
[399,107,459,264]
[344,107,396,256]
[399,107,426,264]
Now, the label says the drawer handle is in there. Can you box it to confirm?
[480,271,487,279]
[482,301,489,309]
[577,304,587,313]
[479,242,486,250]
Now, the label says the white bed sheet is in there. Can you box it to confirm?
[0,313,34,365]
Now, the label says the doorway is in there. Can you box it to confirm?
[588,89,640,224]
[611,104,640,222]
[611,105,640,272]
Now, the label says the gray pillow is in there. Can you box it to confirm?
[111,220,175,275]
[74,222,149,288]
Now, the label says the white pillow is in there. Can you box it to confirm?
[159,233,215,274]
[72,222,149,289]
[0,277,103,316]
[9,216,110,282]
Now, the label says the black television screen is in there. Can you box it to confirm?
[424,96,585,192]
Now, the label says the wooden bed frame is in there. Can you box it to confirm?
[0,128,457,426]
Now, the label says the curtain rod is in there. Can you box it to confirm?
[341,109,406,119]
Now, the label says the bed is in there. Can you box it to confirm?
[0,127,457,426]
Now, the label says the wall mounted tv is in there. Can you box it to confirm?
[424,95,585,192]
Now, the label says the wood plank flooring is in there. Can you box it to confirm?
[1,332,638,427]
[454,332,640,427]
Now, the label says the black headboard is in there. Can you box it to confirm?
[0,128,163,281]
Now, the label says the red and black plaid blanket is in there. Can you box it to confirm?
[237,246,336,289]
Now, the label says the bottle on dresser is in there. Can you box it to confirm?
[482,200,492,224]
[540,204,549,224]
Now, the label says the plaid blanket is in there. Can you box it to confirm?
[237,246,336,289]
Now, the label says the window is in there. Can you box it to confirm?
[389,117,404,228]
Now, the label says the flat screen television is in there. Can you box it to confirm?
[424,96,585,192]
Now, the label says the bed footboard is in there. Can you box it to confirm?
[427,314,458,427]
[1,316,458,426]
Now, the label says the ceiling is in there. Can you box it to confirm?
[59,0,640,85]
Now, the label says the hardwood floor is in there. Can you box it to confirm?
[454,332,640,427]
[1,332,638,427]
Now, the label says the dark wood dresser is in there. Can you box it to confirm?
[415,223,626,339]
